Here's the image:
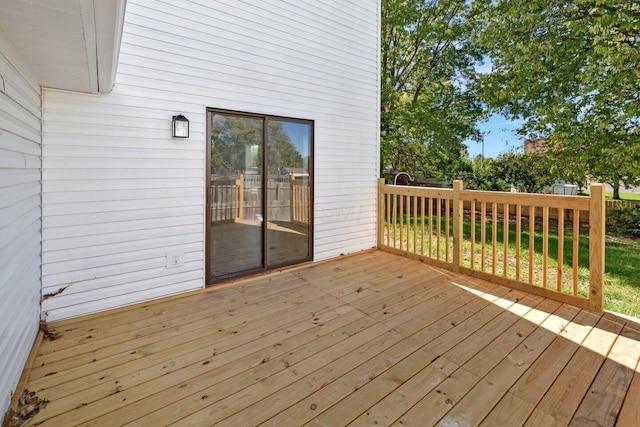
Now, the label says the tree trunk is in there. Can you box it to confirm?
[612,182,621,200]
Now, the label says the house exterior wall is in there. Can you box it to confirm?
[0,32,42,414]
[41,0,380,321]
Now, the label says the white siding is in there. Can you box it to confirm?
[0,31,42,414]
[41,0,380,320]
[41,89,205,321]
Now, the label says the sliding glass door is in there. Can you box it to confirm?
[207,110,313,283]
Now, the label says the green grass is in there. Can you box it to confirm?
[385,215,640,318]
[580,191,640,201]
[600,235,640,317]
[609,192,640,201]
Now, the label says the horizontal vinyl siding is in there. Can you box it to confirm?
[0,33,42,414]
[41,0,379,320]
[41,89,205,321]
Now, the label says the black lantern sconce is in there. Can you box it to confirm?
[172,114,189,138]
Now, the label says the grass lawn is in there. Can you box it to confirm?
[609,192,640,201]
[387,215,640,318]
[580,191,640,201]
[601,234,640,317]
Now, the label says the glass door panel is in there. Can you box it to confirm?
[266,120,312,266]
[209,113,264,277]
[207,110,313,283]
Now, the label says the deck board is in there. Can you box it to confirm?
[525,316,624,426]
[617,352,640,426]
[570,325,640,426]
[14,250,640,426]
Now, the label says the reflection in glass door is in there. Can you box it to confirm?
[209,113,264,277]
[267,120,312,266]
[207,110,313,283]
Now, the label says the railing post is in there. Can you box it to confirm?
[290,174,296,223]
[236,173,244,221]
[452,180,463,272]
[378,178,386,249]
[589,183,605,312]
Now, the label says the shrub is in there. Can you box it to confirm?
[608,206,640,237]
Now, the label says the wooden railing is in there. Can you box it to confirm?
[606,200,640,210]
[290,175,311,225]
[210,174,310,224]
[209,177,243,222]
[377,179,606,312]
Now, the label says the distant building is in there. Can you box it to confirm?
[280,167,308,177]
[524,138,548,153]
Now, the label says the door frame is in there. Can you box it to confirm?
[205,107,314,285]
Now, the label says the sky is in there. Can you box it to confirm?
[464,114,524,159]
[281,121,311,157]
[281,53,523,161]
[462,57,524,159]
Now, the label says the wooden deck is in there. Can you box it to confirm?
[15,251,640,426]
[210,220,310,278]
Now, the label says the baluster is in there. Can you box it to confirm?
[481,202,486,272]
[503,203,509,277]
[572,208,580,295]
[543,206,549,288]
[471,200,476,269]
[492,202,497,275]
[516,204,521,281]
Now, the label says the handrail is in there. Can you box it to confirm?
[378,179,606,312]
[210,174,309,225]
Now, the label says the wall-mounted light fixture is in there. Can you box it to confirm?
[172,114,189,138]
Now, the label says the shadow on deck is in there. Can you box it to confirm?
[10,251,640,426]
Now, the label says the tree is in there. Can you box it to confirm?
[381,0,488,179]
[268,122,303,174]
[461,155,510,191]
[210,115,263,177]
[479,0,640,198]
[494,151,556,193]
[210,116,303,176]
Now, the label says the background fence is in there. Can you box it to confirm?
[210,174,310,225]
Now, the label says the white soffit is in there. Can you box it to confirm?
[0,0,125,94]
